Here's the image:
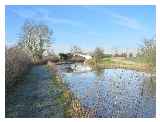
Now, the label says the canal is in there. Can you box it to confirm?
[58,63,156,118]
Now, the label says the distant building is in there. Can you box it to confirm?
[73,53,92,60]
[106,48,137,58]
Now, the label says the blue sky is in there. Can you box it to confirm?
[5,5,155,53]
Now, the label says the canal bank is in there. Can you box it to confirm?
[6,62,93,118]
[47,61,96,117]
[5,62,156,118]
[6,64,70,117]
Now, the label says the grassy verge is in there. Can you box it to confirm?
[87,57,152,73]
[47,61,95,117]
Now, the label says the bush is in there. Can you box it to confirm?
[70,56,85,63]
[92,47,104,64]
[59,53,72,61]
[137,39,156,68]
[34,55,60,65]
[5,46,32,89]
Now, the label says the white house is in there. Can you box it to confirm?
[73,53,92,60]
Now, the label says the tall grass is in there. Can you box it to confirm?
[5,46,32,89]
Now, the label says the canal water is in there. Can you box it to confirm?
[58,63,156,118]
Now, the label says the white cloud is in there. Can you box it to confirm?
[45,16,85,27]
[82,6,144,31]
[11,7,85,28]
[109,12,143,30]
[11,6,145,31]
[11,8,38,19]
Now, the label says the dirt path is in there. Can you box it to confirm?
[6,65,64,118]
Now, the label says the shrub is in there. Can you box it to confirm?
[92,47,104,64]
[33,55,60,65]
[70,56,85,63]
[59,53,72,61]
[136,38,156,72]
[5,46,32,89]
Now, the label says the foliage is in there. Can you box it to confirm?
[70,56,85,63]
[59,53,72,61]
[129,53,133,58]
[92,47,104,64]
[5,46,32,89]
[18,20,53,62]
[136,38,156,68]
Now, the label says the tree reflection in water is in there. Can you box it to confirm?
[94,67,105,80]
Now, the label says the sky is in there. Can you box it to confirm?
[5,5,155,54]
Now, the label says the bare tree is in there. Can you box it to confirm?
[18,20,53,62]
[137,38,156,67]
[70,45,82,54]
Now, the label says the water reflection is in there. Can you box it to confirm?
[58,63,156,118]
[94,67,105,80]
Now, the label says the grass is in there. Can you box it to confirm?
[102,57,113,64]
[52,72,90,117]
[87,57,151,72]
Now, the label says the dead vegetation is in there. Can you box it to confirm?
[5,47,32,89]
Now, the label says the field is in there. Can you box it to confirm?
[87,57,152,73]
